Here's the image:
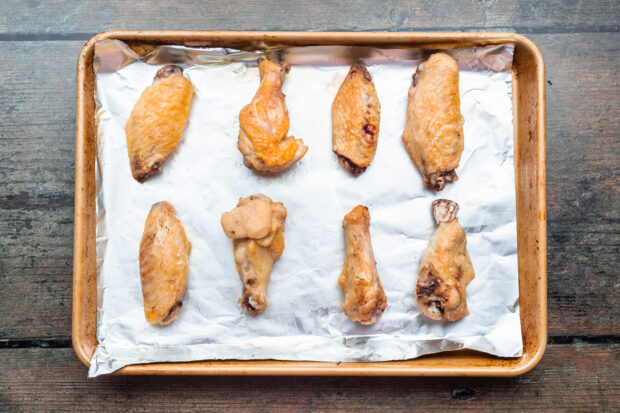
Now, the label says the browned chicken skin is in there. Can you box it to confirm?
[332,63,381,175]
[139,201,191,325]
[238,60,308,173]
[401,53,464,191]
[125,65,194,182]
[416,199,475,321]
[221,194,287,315]
[339,205,387,324]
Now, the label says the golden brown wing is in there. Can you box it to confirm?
[139,201,191,325]
[125,65,194,182]
[332,64,381,175]
[401,53,464,191]
[416,199,475,321]
[238,60,308,173]
[338,205,387,324]
[221,194,287,315]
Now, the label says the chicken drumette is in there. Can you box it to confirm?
[416,199,474,321]
[221,194,287,315]
[125,65,194,182]
[139,201,191,325]
[332,63,381,175]
[401,53,464,191]
[238,60,308,173]
[339,205,387,324]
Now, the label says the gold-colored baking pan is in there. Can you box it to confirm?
[74,31,546,376]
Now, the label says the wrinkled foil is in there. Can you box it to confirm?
[89,40,521,377]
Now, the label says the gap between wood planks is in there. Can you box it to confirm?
[0,24,618,42]
[0,336,619,349]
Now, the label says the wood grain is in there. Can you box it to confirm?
[541,33,620,336]
[0,41,82,339]
[0,0,617,38]
[0,33,618,339]
[0,344,618,411]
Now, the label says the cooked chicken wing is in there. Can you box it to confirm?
[339,205,387,324]
[401,53,464,191]
[125,65,194,182]
[139,201,191,325]
[238,60,308,173]
[221,194,287,315]
[416,199,474,321]
[332,63,381,175]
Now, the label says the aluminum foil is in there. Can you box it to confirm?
[89,40,521,377]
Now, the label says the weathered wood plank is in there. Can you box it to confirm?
[0,41,81,339]
[0,33,618,339]
[0,344,618,411]
[541,33,620,336]
[0,0,617,37]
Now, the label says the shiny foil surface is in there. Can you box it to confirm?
[89,40,520,377]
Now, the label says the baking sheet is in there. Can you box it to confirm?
[89,40,521,377]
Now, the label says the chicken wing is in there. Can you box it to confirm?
[221,194,287,315]
[139,201,191,325]
[401,53,464,191]
[332,63,381,175]
[339,205,387,324]
[125,65,194,182]
[416,199,474,321]
[238,60,308,173]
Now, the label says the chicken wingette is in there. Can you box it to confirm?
[139,201,191,325]
[332,63,381,175]
[125,65,194,182]
[401,53,464,191]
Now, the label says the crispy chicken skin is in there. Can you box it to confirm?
[139,201,191,325]
[401,53,464,191]
[416,199,474,321]
[238,60,308,173]
[125,65,194,182]
[339,205,387,324]
[332,64,381,175]
[221,194,287,315]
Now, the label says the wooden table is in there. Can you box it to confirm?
[1,1,618,410]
